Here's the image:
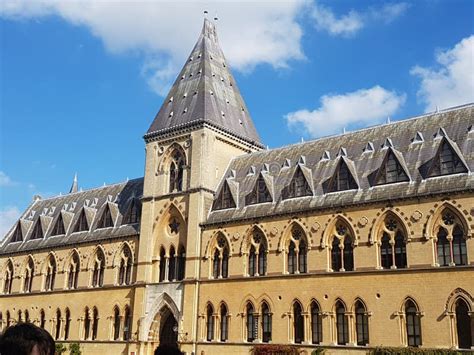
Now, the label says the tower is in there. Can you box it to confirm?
[133,19,263,353]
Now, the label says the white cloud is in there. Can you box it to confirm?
[0,206,21,239]
[0,171,16,186]
[311,2,409,37]
[286,86,406,137]
[1,0,307,95]
[411,35,474,112]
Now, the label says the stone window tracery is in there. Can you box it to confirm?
[91,250,105,288]
[3,261,13,294]
[212,235,229,279]
[287,227,307,274]
[44,255,56,291]
[330,223,354,272]
[248,231,267,277]
[23,258,34,293]
[379,217,407,269]
[68,252,80,290]
[169,151,185,193]
[118,245,133,285]
[435,210,467,267]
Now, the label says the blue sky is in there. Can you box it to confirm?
[0,0,473,236]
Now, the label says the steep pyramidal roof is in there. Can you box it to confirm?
[145,19,263,147]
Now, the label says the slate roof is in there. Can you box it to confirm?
[145,19,263,148]
[0,178,143,255]
[206,104,474,225]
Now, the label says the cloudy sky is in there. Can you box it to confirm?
[0,0,473,236]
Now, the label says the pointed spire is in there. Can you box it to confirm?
[69,173,78,194]
[145,18,263,148]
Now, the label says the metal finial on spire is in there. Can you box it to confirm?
[69,173,78,194]
[214,11,218,21]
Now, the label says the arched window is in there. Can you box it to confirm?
[6,311,11,328]
[436,211,467,266]
[98,205,113,228]
[246,303,257,342]
[92,308,99,340]
[45,256,56,291]
[245,173,272,205]
[287,226,308,274]
[455,299,472,349]
[4,261,14,294]
[168,246,176,281]
[212,235,229,279]
[331,223,354,272]
[380,217,407,269]
[84,308,91,340]
[92,249,105,287]
[429,139,467,177]
[40,310,45,329]
[25,310,30,323]
[336,301,348,345]
[375,149,409,185]
[294,302,304,344]
[177,246,186,281]
[220,304,228,342]
[55,309,62,340]
[169,151,185,193]
[118,245,133,285]
[262,302,272,343]
[113,307,120,340]
[24,258,34,293]
[123,306,131,341]
[355,301,369,345]
[206,304,214,341]
[159,248,166,282]
[282,166,312,199]
[64,309,71,340]
[248,231,267,277]
[311,301,322,344]
[123,199,141,224]
[405,300,422,347]
[68,252,80,289]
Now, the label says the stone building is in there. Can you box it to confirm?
[1,19,473,355]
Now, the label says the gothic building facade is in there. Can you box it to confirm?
[1,19,473,355]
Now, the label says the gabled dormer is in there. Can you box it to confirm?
[428,138,468,177]
[123,199,141,225]
[212,181,236,210]
[245,173,272,205]
[281,166,312,200]
[30,219,44,239]
[51,213,66,236]
[11,223,23,242]
[73,209,89,233]
[373,148,409,185]
[97,204,114,229]
[326,158,358,192]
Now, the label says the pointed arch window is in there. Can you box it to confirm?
[159,248,166,282]
[262,302,272,343]
[55,309,62,340]
[206,304,215,341]
[25,310,30,323]
[123,200,141,224]
[6,311,11,328]
[84,308,91,340]
[380,217,407,269]
[92,250,105,287]
[45,256,56,291]
[98,205,114,228]
[311,301,322,344]
[113,307,120,340]
[64,309,71,340]
[331,223,354,272]
[118,245,133,285]
[31,220,43,239]
[246,303,257,342]
[68,253,80,289]
[168,246,176,281]
[455,299,472,349]
[169,151,185,193]
[355,301,369,345]
[40,310,45,329]
[24,258,34,293]
[375,150,409,185]
[248,231,267,277]
[220,304,228,342]
[429,139,467,177]
[3,261,13,294]
[336,301,348,345]
[213,181,236,210]
[282,167,312,199]
[287,227,307,274]
[328,160,358,192]
[92,308,99,340]
[293,302,304,344]
[436,210,467,266]
[11,223,23,242]
[246,174,272,205]
[51,214,65,236]
[177,245,186,281]
[74,209,89,233]
[212,235,229,279]
[405,300,422,347]
[123,306,131,341]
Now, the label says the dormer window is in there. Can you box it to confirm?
[123,200,141,224]
[98,205,113,228]
[327,160,358,192]
[282,167,312,200]
[73,209,89,233]
[245,174,272,205]
[428,139,467,177]
[30,220,44,239]
[169,151,185,193]
[51,214,65,236]
[212,181,236,210]
[11,223,23,242]
[374,149,409,185]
